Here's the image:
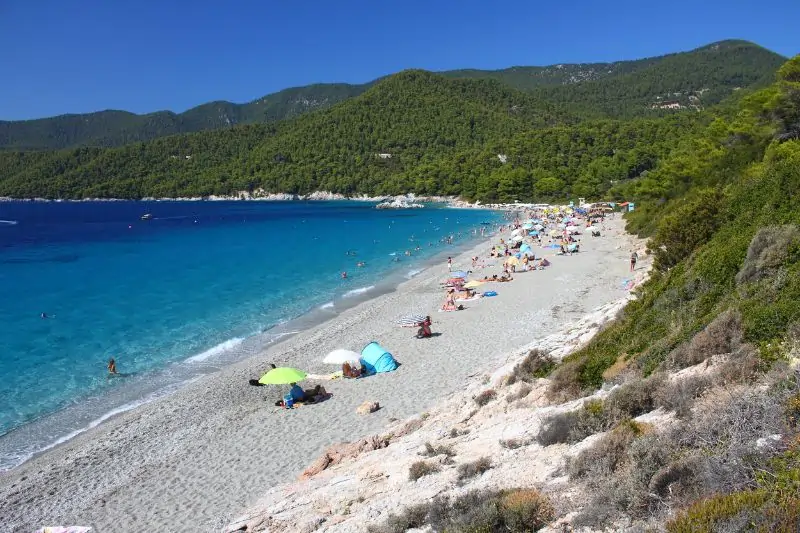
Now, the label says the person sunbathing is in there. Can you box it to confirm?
[302,385,330,403]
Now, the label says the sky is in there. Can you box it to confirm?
[1,0,797,120]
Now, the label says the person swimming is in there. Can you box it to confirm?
[107,358,118,375]
[341,271,347,279]
[40,312,48,319]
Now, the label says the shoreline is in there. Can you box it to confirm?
[0,215,502,472]
[0,215,638,532]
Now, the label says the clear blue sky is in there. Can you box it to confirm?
[1,0,797,120]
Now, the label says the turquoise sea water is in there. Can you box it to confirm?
[0,201,498,469]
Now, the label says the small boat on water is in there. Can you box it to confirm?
[140,213,153,220]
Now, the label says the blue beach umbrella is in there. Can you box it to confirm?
[450,270,468,278]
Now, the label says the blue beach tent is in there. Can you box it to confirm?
[360,341,398,374]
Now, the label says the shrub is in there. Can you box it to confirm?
[506,383,532,403]
[537,399,609,446]
[457,456,492,481]
[717,344,763,384]
[654,374,713,418]
[500,437,529,449]
[449,427,470,438]
[420,442,455,458]
[568,420,642,480]
[736,225,800,284]
[508,349,556,384]
[499,489,555,531]
[604,373,666,421]
[648,455,705,504]
[474,389,497,407]
[547,359,585,401]
[667,310,743,368]
[408,460,440,481]
[372,488,555,533]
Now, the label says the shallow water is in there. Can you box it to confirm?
[0,200,498,469]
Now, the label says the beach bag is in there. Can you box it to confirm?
[283,393,294,409]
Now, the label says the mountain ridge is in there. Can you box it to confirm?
[0,39,785,151]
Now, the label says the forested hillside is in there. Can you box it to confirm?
[0,40,783,151]
[517,54,800,530]
[0,70,706,200]
[529,40,784,117]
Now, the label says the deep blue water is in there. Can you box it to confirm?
[0,201,497,469]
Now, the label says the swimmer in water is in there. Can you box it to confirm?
[356,261,365,267]
[107,358,118,375]
[41,312,48,319]
[341,271,347,279]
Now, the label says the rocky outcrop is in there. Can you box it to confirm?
[299,435,390,480]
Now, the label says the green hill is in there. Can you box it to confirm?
[0,40,784,151]
[0,71,577,199]
[0,83,371,151]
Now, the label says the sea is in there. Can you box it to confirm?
[0,200,499,470]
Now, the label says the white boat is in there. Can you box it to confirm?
[140,213,153,220]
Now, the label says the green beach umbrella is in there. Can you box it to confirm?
[258,367,307,385]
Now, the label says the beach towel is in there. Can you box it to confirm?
[360,341,398,373]
[455,295,483,302]
[36,528,92,533]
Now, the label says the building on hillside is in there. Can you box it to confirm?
[376,153,392,159]
[650,100,683,110]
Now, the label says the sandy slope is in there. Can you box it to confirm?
[0,216,640,533]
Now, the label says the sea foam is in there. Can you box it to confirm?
[186,337,245,363]
[342,285,375,298]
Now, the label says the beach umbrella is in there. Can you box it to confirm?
[534,224,544,230]
[522,223,533,230]
[258,367,307,385]
[323,349,362,365]
[450,270,468,278]
[463,280,484,289]
[528,231,538,236]
[549,229,559,236]
[511,228,524,236]
[506,256,520,266]
[397,313,427,327]
[510,235,523,242]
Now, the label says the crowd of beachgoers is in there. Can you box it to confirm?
[253,204,616,411]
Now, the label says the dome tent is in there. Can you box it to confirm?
[360,341,398,374]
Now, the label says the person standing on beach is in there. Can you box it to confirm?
[630,251,638,272]
[447,257,452,272]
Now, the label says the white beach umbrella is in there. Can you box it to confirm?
[323,349,361,365]
[511,228,524,236]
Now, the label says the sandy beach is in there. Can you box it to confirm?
[1,215,639,533]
